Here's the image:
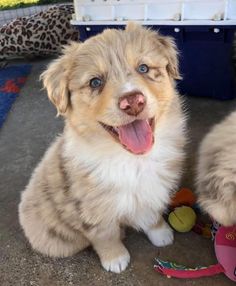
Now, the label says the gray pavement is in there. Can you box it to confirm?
[0,58,235,286]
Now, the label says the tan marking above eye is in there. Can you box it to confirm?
[143,67,163,82]
[150,68,162,77]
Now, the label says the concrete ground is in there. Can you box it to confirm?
[0,58,235,286]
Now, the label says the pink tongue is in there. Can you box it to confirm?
[118,120,153,154]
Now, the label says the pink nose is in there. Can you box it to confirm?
[119,91,146,116]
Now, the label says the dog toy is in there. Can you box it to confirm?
[154,225,236,281]
[170,187,196,208]
[168,206,197,232]
[192,220,212,238]
[167,188,198,233]
[168,188,211,235]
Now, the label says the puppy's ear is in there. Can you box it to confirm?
[157,35,182,80]
[40,43,79,115]
[41,58,69,115]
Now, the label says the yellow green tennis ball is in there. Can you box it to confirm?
[168,206,197,232]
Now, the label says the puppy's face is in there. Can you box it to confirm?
[41,23,180,155]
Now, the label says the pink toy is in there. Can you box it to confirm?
[154,226,236,281]
[215,226,236,281]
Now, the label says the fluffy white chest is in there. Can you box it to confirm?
[90,152,173,229]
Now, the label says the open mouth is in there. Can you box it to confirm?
[100,118,155,155]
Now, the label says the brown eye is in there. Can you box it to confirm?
[90,77,103,89]
[138,64,149,74]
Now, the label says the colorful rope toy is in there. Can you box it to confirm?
[154,225,236,281]
[156,187,236,281]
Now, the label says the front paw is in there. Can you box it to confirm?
[147,222,174,247]
[101,248,130,273]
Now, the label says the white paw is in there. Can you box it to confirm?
[147,223,174,247]
[101,251,130,273]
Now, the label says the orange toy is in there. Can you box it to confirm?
[170,188,196,208]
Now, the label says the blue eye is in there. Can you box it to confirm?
[138,64,149,74]
[90,77,103,89]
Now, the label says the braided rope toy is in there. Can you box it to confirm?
[154,225,236,281]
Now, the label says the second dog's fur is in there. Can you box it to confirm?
[196,111,236,226]
[19,23,186,273]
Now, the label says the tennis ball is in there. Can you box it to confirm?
[168,206,197,232]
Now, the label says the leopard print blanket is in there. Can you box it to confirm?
[0,4,79,60]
